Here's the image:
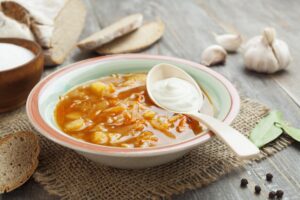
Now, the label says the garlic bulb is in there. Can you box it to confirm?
[215,34,242,52]
[201,45,227,66]
[243,27,291,73]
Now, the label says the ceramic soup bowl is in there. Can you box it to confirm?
[27,54,240,169]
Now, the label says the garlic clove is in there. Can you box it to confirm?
[201,45,227,66]
[272,39,291,69]
[262,27,276,46]
[215,34,242,52]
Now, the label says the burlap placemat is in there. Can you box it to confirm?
[0,98,293,199]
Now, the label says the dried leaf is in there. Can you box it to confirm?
[276,123,300,142]
[249,111,284,148]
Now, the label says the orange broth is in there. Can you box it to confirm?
[55,73,203,148]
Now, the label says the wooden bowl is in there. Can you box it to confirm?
[0,38,44,113]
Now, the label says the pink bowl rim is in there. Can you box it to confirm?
[26,54,240,156]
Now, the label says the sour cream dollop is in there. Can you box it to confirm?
[151,77,202,112]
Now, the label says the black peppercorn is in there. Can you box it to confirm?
[254,185,261,194]
[268,191,276,199]
[276,190,284,198]
[266,173,273,181]
[240,178,248,187]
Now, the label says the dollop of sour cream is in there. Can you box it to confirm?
[151,77,202,112]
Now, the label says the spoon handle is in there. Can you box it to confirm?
[188,112,260,160]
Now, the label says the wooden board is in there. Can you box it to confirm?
[2,0,300,199]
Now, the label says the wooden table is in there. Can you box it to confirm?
[2,0,300,199]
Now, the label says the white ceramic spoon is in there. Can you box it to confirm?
[146,63,260,160]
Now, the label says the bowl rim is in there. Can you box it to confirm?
[0,38,43,73]
[26,54,240,157]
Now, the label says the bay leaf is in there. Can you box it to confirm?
[249,111,284,148]
[276,123,300,142]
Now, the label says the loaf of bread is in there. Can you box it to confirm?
[0,132,39,193]
[0,12,34,40]
[1,0,86,66]
[96,20,165,54]
[78,13,143,51]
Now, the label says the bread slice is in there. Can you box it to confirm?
[1,0,87,66]
[0,132,39,194]
[77,13,143,51]
[43,0,87,65]
[0,0,66,48]
[96,20,165,54]
[0,12,35,40]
